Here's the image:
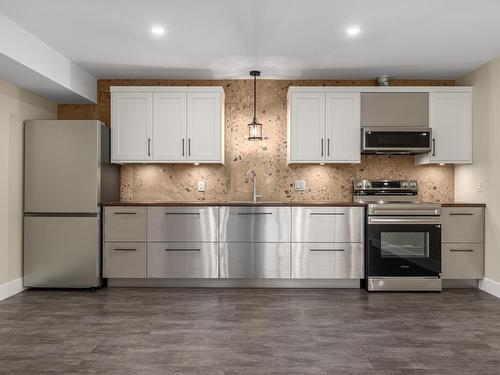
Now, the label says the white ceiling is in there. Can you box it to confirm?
[1,0,500,80]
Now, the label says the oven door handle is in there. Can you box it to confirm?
[368,216,441,225]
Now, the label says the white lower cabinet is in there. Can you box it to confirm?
[441,206,485,280]
[442,243,484,280]
[148,242,218,278]
[292,243,364,279]
[219,243,290,279]
[104,243,147,278]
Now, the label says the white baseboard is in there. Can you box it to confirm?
[479,278,500,299]
[0,278,26,302]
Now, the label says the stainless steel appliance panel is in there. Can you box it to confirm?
[361,92,429,128]
[292,243,364,279]
[24,215,100,287]
[104,207,147,242]
[292,207,364,243]
[441,207,484,243]
[24,120,102,213]
[148,242,218,278]
[219,207,290,243]
[442,243,484,279]
[104,242,147,278]
[148,207,218,242]
[368,203,441,217]
[219,243,290,278]
[368,277,442,291]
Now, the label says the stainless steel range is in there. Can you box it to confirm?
[354,180,442,292]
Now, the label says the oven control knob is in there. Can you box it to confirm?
[356,182,363,188]
[402,182,408,188]
[409,182,417,188]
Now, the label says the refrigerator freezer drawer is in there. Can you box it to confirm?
[24,216,101,288]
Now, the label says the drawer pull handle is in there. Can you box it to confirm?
[114,212,137,215]
[310,248,345,252]
[237,212,273,215]
[165,248,200,252]
[449,249,474,252]
[113,248,137,251]
[310,212,345,216]
[164,213,201,215]
[449,213,474,216]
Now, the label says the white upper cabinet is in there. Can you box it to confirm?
[289,92,325,162]
[153,92,186,161]
[111,92,152,162]
[187,92,222,162]
[111,87,224,164]
[417,92,472,165]
[325,93,360,163]
[288,90,360,163]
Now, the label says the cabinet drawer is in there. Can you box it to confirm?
[148,242,218,278]
[104,243,146,278]
[148,207,218,242]
[442,207,484,243]
[219,207,290,242]
[292,243,364,279]
[104,207,147,242]
[219,243,290,278]
[292,207,364,243]
[442,243,484,279]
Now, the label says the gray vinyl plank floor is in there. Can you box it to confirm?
[1,288,500,374]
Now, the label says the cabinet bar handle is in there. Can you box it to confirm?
[449,249,474,252]
[432,138,436,157]
[188,138,191,157]
[147,138,151,157]
[113,248,137,251]
[114,212,137,215]
[164,212,200,215]
[310,249,345,252]
[237,212,272,215]
[327,138,330,157]
[182,138,185,156]
[165,248,200,252]
[321,138,324,156]
[449,213,474,216]
[310,212,345,216]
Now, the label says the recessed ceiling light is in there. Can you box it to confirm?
[151,26,165,36]
[346,26,361,37]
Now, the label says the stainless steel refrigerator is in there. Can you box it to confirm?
[24,120,120,288]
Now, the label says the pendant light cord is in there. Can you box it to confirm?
[253,74,257,121]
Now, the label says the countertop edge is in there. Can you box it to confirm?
[101,201,367,207]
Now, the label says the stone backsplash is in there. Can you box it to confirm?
[58,79,454,203]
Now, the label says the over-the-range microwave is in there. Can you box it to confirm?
[361,127,432,155]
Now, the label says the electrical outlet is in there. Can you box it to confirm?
[294,180,306,191]
[197,180,206,192]
[477,180,484,192]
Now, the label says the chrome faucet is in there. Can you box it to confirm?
[244,170,262,203]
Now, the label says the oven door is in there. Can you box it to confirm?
[367,216,441,277]
[362,127,432,154]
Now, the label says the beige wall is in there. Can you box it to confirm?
[59,79,455,203]
[456,57,500,283]
[0,80,56,285]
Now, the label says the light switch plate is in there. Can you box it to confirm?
[198,180,206,192]
[294,180,306,191]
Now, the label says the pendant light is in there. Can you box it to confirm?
[248,70,263,141]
